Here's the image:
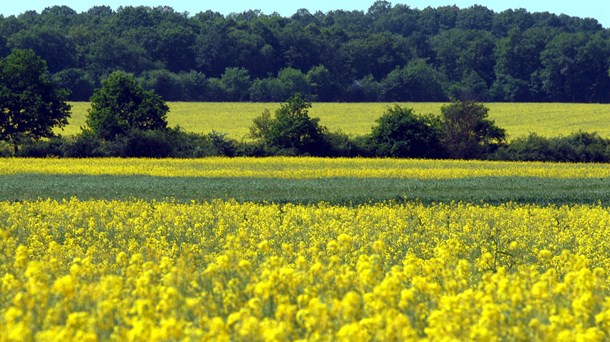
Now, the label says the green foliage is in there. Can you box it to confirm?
[431,29,496,100]
[491,28,550,101]
[7,26,77,73]
[494,131,610,162]
[52,68,95,101]
[86,71,169,140]
[249,78,286,102]
[277,68,311,98]
[221,67,251,101]
[61,129,104,157]
[249,68,312,102]
[250,94,329,155]
[87,36,155,76]
[347,76,382,102]
[109,129,175,157]
[0,49,71,154]
[540,32,610,102]
[1,4,608,102]
[370,105,443,158]
[14,89,610,162]
[380,59,447,101]
[59,127,233,158]
[207,131,237,157]
[323,131,372,157]
[248,109,273,141]
[441,100,506,159]
[16,136,65,157]
[342,32,412,80]
[306,65,338,101]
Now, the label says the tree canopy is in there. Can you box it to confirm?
[370,105,443,158]
[249,94,328,155]
[0,49,70,154]
[441,100,506,159]
[0,2,609,102]
[86,71,169,140]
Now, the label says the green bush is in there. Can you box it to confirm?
[87,71,169,140]
[369,105,443,158]
[61,130,104,157]
[207,131,237,157]
[57,127,236,158]
[493,132,610,162]
[441,101,506,159]
[323,131,371,157]
[165,129,214,158]
[249,94,330,156]
[17,137,65,157]
[116,129,174,158]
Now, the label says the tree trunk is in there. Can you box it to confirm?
[10,134,20,156]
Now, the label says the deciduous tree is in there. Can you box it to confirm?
[370,105,443,158]
[86,70,168,140]
[0,49,71,154]
[441,100,506,159]
[250,94,327,155]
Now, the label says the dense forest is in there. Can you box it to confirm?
[1,1,610,102]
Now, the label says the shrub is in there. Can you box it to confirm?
[441,100,506,159]
[116,129,174,158]
[87,71,169,140]
[207,131,237,157]
[249,94,329,156]
[494,131,610,163]
[323,131,371,157]
[61,130,104,157]
[17,137,65,157]
[369,105,443,158]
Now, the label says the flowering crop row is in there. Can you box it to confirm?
[2,157,610,179]
[2,199,610,341]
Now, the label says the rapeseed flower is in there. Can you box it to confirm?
[1,199,610,340]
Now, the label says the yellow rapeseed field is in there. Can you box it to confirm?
[4,157,610,340]
[63,102,610,139]
[1,199,610,340]
[2,157,610,179]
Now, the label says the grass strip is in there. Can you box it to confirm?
[2,174,609,205]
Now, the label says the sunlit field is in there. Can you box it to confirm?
[63,102,610,139]
[2,199,610,340]
[4,155,610,340]
[4,157,610,179]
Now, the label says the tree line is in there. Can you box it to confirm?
[1,2,609,102]
[2,48,610,162]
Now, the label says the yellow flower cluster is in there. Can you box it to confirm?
[2,157,610,179]
[1,199,610,341]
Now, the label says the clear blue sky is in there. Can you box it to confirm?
[2,1,609,28]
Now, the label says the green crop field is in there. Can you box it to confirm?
[63,102,610,140]
[3,157,610,205]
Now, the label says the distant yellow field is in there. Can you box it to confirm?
[63,102,610,140]
[5,157,610,179]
